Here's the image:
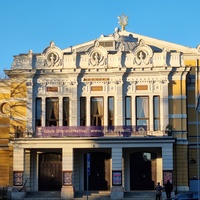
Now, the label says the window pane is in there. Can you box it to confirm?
[80,97,86,126]
[36,98,41,126]
[63,97,69,126]
[125,97,131,118]
[154,119,160,131]
[125,96,131,126]
[136,96,149,127]
[46,98,59,126]
[154,96,159,118]
[136,97,149,118]
[108,97,114,126]
[91,97,103,126]
[154,96,160,130]
[137,120,148,126]
[126,119,132,126]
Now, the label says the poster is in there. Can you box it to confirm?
[63,171,72,186]
[13,171,23,186]
[163,170,173,184]
[112,171,122,186]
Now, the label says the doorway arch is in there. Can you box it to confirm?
[130,152,157,190]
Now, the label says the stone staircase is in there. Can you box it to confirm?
[74,191,156,200]
[124,191,155,200]
[24,191,61,200]
[24,190,156,200]
[74,191,110,200]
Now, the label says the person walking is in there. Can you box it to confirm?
[155,182,163,200]
[165,180,173,199]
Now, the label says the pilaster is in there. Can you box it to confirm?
[61,147,74,199]
[111,147,124,199]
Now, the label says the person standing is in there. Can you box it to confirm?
[165,180,173,199]
[155,182,163,200]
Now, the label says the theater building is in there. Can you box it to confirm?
[0,15,200,199]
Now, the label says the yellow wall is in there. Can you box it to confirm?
[0,79,27,186]
[188,148,200,179]
[169,80,186,96]
[175,144,189,186]
[11,82,27,98]
[0,149,10,185]
[0,81,11,186]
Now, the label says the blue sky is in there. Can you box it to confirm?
[0,0,200,76]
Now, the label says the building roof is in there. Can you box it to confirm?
[63,28,199,54]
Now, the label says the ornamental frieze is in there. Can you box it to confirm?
[37,79,68,86]
[128,77,168,84]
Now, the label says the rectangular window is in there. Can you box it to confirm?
[63,97,69,126]
[136,96,149,128]
[91,97,104,126]
[80,97,86,126]
[46,97,59,126]
[108,97,114,126]
[36,98,41,126]
[125,96,131,126]
[153,96,160,131]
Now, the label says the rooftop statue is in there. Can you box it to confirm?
[118,14,128,31]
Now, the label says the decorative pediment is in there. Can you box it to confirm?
[42,41,63,68]
[132,39,153,66]
[88,40,108,67]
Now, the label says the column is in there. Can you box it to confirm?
[115,81,123,126]
[162,96,169,132]
[61,147,74,199]
[111,147,123,199]
[59,97,62,126]
[162,145,175,198]
[149,95,154,131]
[86,96,90,126]
[70,83,78,126]
[132,96,136,126]
[41,97,46,127]
[104,96,108,126]
[13,147,24,183]
[26,78,33,134]
[10,147,26,200]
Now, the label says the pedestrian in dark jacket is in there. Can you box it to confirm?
[165,180,173,199]
[155,182,163,200]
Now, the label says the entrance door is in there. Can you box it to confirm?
[130,152,156,190]
[84,152,110,190]
[39,153,62,191]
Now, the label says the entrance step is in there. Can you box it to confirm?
[124,191,155,200]
[24,191,62,200]
[74,191,110,200]
[24,191,156,200]
[74,191,156,200]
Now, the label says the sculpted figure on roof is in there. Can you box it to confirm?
[118,13,128,31]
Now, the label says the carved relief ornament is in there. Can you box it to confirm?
[132,39,153,66]
[43,41,63,68]
[88,40,108,67]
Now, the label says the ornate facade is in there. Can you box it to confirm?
[0,16,200,199]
